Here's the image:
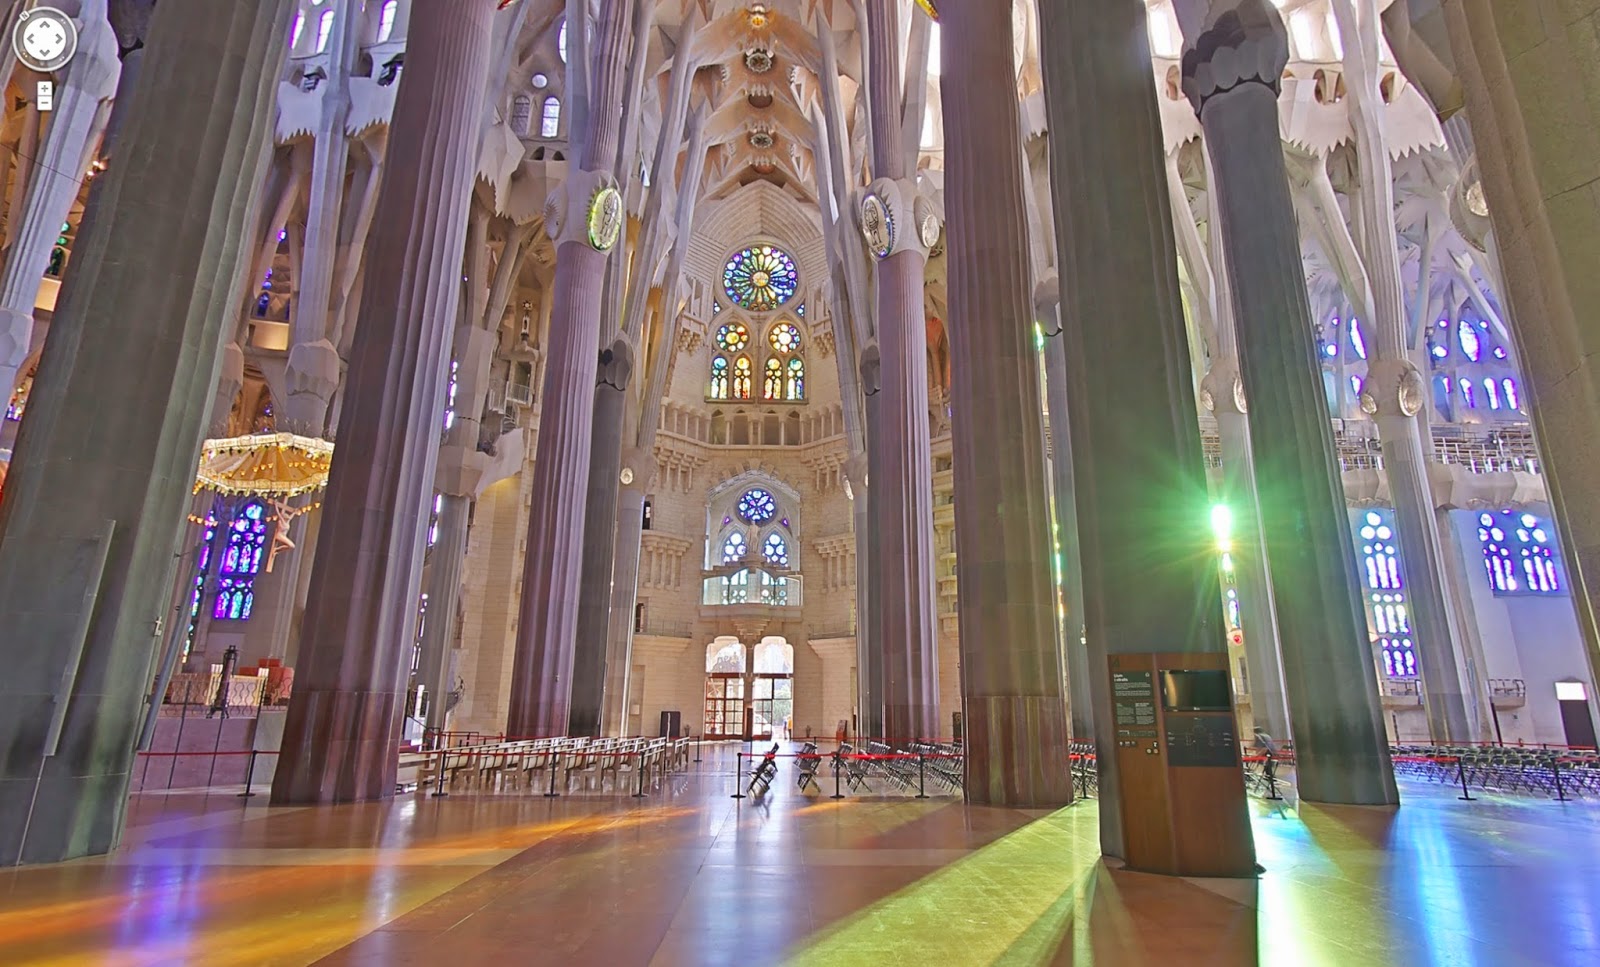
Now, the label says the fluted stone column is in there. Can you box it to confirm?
[1175,0,1396,803]
[272,0,496,804]
[601,451,652,733]
[0,0,292,865]
[942,1,1070,807]
[862,0,940,743]
[0,0,118,399]
[568,338,633,736]
[1332,0,1475,741]
[507,0,634,738]
[1438,0,1600,694]
[852,356,887,740]
[1039,321,1094,740]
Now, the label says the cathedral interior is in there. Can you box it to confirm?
[0,0,1598,964]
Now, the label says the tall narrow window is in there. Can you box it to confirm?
[762,532,789,567]
[442,360,459,431]
[710,356,730,399]
[786,357,805,400]
[377,0,398,42]
[183,510,220,659]
[558,18,569,63]
[1484,378,1500,411]
[732,356,753,400]
[510,94,533,137]
[763,357,783,400]
[1502,378,1520,410]
[722,531,747,564]
[1355,510,1414,678]
[315,10,334,53]
[427,493,443,547]
[1478,510,1562,595]
[540,96,561,138]
[290,12,305,49]
[214,500,268,620]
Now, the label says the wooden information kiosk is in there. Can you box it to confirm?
[1108,652,1255,877]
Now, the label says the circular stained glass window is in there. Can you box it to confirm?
[723,245,798,311]
[716,322,749,352]
[738,488,777,523]
[769,322,801,353]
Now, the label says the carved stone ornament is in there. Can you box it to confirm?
[860,193,893,259]
[587,185,624,251]
[744,47,773,73]
[915,194,942,248]
[1179,0,1291,115]
[1359,357,1425,419]
[619,467,634,485]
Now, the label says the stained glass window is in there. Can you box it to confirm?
[769,322,801,353]
[723,245,799,311]
[1484,378,1500,410]
[716,322,749,352]
[763,357,783,400]
[710,356,730,399]
[738,488,777,523]
[377,0,397,42]
[762,533,789,567]
[722,531,747,564]
[1503,378,1520,410]
[183,510,220,659]
[1458,320,1482,362]
[214,500,268,621]
[1349,318,1367,360]
[315,10,334,52]
[786,357,805,400]
[1356,510,1415,678]
[732,356,753,399]
[1459,378,1476,408]
[540,96,561,138]
[1478,510,1562,595]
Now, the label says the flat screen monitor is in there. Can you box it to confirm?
[1160,669,1232,712]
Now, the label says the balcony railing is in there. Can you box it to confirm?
[1199,422,1542,475]
[702,568,802,607]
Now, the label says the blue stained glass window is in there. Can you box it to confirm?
[738,488,776,523]
[1458,320,1482,361]
[1459,378,1476,408]
[214,499,267,621]
[1502,378,1520,410]
[722,531,747,564]
[1484,378,1500,410]
[762,532,789,567]
[183,510,220,659]
[1478,510,1563,595]
[710,356,730,399]
[786,357,805,400]
[1355,510,1415,678]
[1349,318,1367,360]
[723,245,799,311]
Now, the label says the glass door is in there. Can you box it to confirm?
[703,673,746,739]
[749,674,794,741]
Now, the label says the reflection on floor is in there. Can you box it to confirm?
[0,744,1595,966]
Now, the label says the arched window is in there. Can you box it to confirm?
[290,12,305,49]
[182,510,220,659]
[732,356,753,400]
[762,532,788,567]
[540,96,561,138]
[706,639,746,673]
[753,639,795,674]
[377,0,398,42]
[709,356,730,399]
[315,10,335,53]
[1503,378,1520,410]
[214,499,268,621]
[1478,511,1562,595]
[769,322,801,353]
[1356,510,1413,678]
[1458,320,1483,361]
[510,94,533,137]
[716,322,749,352]
[558,18,569,63]
[721,531,747,564]
[763,357,783,400]
[786,357,805,400]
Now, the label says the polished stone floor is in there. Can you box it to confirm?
[0,744,1596,966]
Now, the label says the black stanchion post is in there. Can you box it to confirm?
[237,750,259,800]
[831,751,844,800]
[916,754,928,799]
[694,736,702,763]
[634,750,648,798]
[544,751,561,798]
[1554,757,1568,802]
[1455,756,1475,801]
[732,753,746,799]
[432,748,449,798]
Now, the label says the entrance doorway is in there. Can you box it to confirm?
[702,637,795,740]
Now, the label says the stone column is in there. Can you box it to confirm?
[568,338,633,736]
[942,1,1070,807]
[0,0,292,865]
[281,0,359,437]
[272,0,496,804]
[1039,318,1094,740]
[1331,0,1474,741]
[863,0,939,743]
[507,0,634,738]
[852,356,887,740]
[1438,0,1600,698]
[1175,0,1396,803]
[0,0,118,399]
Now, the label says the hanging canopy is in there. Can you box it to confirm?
[195,432,334,498]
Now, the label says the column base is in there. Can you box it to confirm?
[271,688,399,804]
[964,694,1073,807]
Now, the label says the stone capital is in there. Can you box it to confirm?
[435,444,491,497]
[858,340,882,397]
[619,446,656,493]
[1358,356,1427,420]
[597,335,635,391]
[843,452,869,497]
[543,167,621,250]
[1177,0,1290,115]
[1199,357,1248,415]
[859,177,942,262]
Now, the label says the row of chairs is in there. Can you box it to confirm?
[418,735,692,793]
[1393,743,1599,798]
